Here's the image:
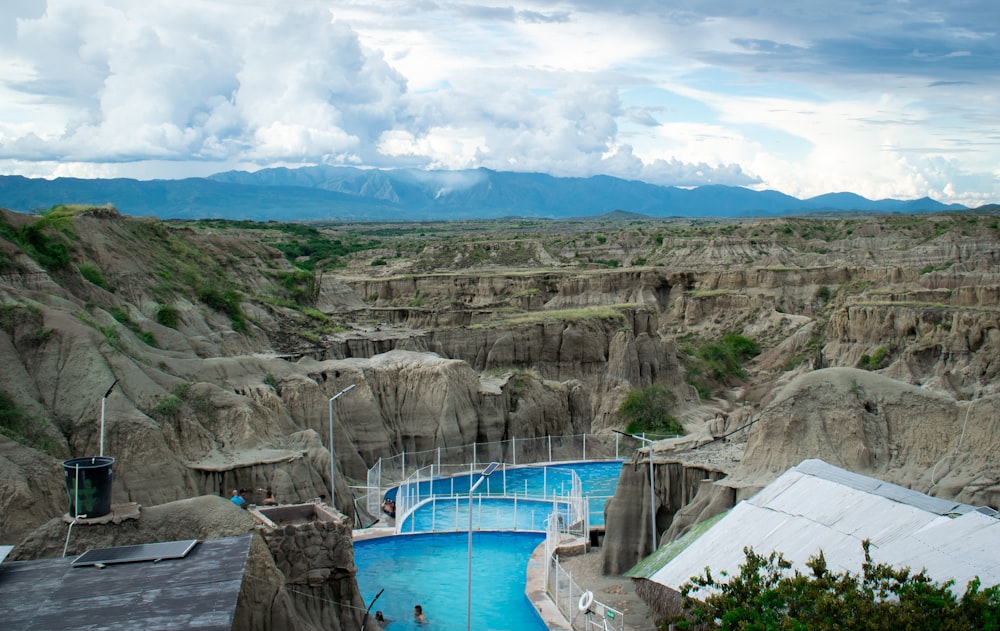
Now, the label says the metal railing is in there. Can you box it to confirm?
[359,431,659,515]
[393,462,588,535]
[545,509,625,631]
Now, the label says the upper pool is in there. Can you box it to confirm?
[388,460,624,528]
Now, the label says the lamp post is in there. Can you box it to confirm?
[328,384,358,510]
[467,461,500,631]
[614,430,657,554]
[99,379,118,457]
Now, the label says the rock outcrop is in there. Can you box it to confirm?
[2,207,999,599]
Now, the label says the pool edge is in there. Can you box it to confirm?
[525,539,575,631]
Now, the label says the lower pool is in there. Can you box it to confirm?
[354,531,546,631]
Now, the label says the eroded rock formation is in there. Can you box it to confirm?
[1,206,998,596]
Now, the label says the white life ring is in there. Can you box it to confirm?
[578,590,594,612]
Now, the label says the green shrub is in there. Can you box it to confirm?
[156,305,179,329]
[78,264,106,288]
[110,305,131,324]
[674,541,1000,630]
[280,269,316,305]
[0,390,61,454]
[860,346,890,370]
[696,334,760,380]
[618,385,683,436]
[198,286,247,331]
[150,395,183,420]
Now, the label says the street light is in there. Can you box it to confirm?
[467,461,500,631]
[614,430,657,554]
[99,379,118,457]
[328,384,358,510]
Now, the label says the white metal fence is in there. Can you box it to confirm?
[353,431,648,631]
[545,509,625,631]
[393,462,588,536]
[359,431,657,515]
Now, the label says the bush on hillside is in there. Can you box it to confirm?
[618,384,683,437]
[671,541,1000,630]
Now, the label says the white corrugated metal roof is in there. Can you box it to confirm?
[646,459,1000,596]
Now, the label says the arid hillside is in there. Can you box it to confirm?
[1,205,999,557]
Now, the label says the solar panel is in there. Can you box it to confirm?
[71,539,198,567]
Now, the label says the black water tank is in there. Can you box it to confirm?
[63,456,115,518]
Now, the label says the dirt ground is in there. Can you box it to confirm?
[558,548,660,631]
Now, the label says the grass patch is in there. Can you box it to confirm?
[505,306,627,326]
[78,264,106,288]
[0,390,62,455]
[683,333,761,397]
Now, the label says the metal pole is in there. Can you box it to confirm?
[328,384,358,510]
[467,462,499,631]
[614,430,657,554]
[649,447,656,553]
[100,379,118,457]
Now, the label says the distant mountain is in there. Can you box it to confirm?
[0,166,967,221]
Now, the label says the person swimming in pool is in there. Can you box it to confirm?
[413,604,426,624]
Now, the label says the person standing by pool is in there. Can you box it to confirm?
[230,489,246,508]
[413,604,426,624]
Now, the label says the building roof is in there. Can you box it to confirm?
[0,534,252,630]
[629,459,1000,595]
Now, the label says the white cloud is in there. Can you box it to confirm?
[0,0,996,204]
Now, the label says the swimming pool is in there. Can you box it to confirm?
[389,460,624,529]
[354,531,547,631]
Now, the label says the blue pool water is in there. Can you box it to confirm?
[389,460,624,527]
[354,531,546,631]
[399,497,565,532]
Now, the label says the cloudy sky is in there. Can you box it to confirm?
[0,0,997,205]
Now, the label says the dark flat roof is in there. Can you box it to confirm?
[0,534,252,631]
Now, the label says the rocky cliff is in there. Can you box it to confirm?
[1,206,998,588]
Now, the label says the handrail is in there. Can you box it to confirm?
[359,431,663,516]
[393,463,587,535]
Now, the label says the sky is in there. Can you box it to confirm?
[0,0,997,206]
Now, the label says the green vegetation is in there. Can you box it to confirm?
[672,542,1000,630]
[78,264,106,288]
[156,304,180,329]
[108,305,158,347]
[782,324,827,372]
[505,305,628,326]
[0,390,61,455]
[921,262,954,274]
[860,346,891,370]
[150,395,183,420]
[618,384,683,436]
[682,333,761,398]
[197,285,247,331]
[256,223,381,270]
[0,208,77,271]
[279,269,316,305]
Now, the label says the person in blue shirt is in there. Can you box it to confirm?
[230,489,246,508]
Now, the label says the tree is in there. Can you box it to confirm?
[672,541,1000,630]
[618,384,683,436]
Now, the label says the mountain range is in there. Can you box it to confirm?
[0,166,968,221]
